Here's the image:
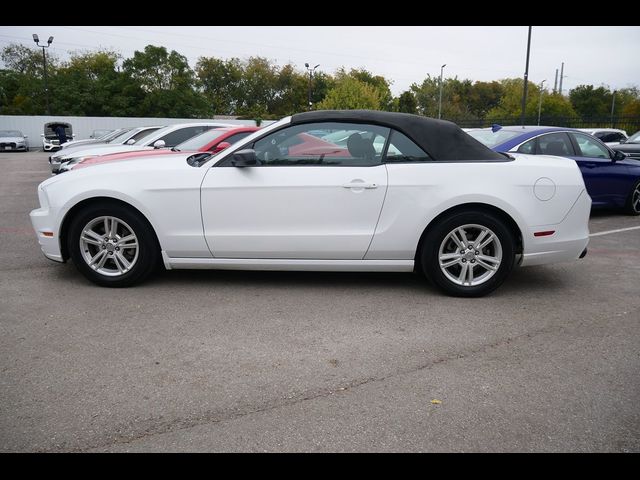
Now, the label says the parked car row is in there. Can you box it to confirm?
[49,122,238,173]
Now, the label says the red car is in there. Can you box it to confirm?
[74,126,260,170]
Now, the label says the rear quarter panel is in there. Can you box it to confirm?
[365,154,586,260]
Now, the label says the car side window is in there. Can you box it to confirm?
[224,132,252,146]
[517,139,537,154]
[571,133,610,159]
[158,126,216,148]
[384,130,432,163]
[537,132,575,156]
[605,132,625,143]
[249,122,390,167]
[128,128,160,144]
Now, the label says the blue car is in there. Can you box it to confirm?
[468,126,640,215]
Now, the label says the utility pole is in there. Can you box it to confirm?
[537,79,546,125]
[32,34,54,115]
[305,63,320,111]
[520,26,532,126]
[610,90,616,128]
[438,64,446,119]
[559,62,565,96]
[553,69,558,93]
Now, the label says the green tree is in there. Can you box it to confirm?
[397,90,417,114]
[466,81,504,118]
[345,68,393,111]
[196,57,243,116]
[487,78,576,121]
[317,76,381,110]
[235,56,278,118]
[0,43,59,114]
[123,45,207,117]
[50,50,145,117]
[1,43,57,76]
[622,99,640,117]
[569,85,612,118]
[269,63,308,116]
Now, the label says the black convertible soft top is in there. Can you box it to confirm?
[291,110,505,162]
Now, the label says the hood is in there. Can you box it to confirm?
[614,143,640,153]
[74,148,175,169]
[60,138,102,149]
[0,136,26,142]
[58,151,196,178]
[54,144,155,161]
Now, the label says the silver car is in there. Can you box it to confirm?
[0,130,29,152]
[578,128,628,147]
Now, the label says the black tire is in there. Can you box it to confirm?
[624,179,640,216]
[67,202,159,287]
[421,210,516,297]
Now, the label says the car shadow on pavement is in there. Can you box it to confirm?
[145,264,571,297]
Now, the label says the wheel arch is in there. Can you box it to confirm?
[413,203,523,270]
[59,196,161,261]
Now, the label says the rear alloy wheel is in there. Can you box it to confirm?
[68,204,158,287]
[625,180,640,216]
[422,211,515,297]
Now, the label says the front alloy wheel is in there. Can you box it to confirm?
[79,216,139,277]
[68,203,159,287]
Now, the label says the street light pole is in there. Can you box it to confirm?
[537,79,546,126]
[32,34,54,115]
[438,64,446,119]
[305,63,320,111]
[610,90,617,128]
[520,26,532,126]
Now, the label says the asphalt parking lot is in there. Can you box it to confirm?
[0,150,638,452]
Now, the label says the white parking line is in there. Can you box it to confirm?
[589,226,640,237]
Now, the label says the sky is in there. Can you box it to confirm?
[1,26,638,95]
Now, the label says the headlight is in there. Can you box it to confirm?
[38,185,50,209]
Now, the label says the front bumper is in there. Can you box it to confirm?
[0,144,27,151]
[43,141,61,152]
[29,205,64,263]
[520,189,591,266]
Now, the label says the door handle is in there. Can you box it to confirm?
[342,181,378,189]
[583,163,597,168]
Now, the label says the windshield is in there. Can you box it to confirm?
[627,131,640,143]
[467,129,524,148]
[108,128,138,144]
[175,129,230,151]
[0,130,23,137]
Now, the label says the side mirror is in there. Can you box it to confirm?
[619,139,627,144]
[612,150,627,162]
[153,140,166,149]
[212,141,231,154]
[126,139,136,145]
[40,133,45,137]
[231,149,258,167]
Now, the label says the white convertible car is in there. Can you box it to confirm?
[30,111,590,297]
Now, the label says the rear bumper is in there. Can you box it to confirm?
[29,206,64,263]
[520,189,591,267]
